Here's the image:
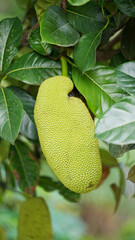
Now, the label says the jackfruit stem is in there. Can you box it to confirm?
[60,56,68,77]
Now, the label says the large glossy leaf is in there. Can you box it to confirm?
[0,87,23,144]
[28,27,52,56]
[121,19,135,60]
[0,17,23,73]
[67,0,90,6]
[72,65,127,118]
[66,1,107,34]
[73,31,101,73]
[113,0,135,17]
[115,61,135,96]
[95,96,135,145]
[6,52,62,85]
[11,141,39,194]
[10,87,38,140]
[40,6,79,47]
[35,0,61,22]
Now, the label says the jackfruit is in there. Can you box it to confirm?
[34,76,102,193]
[17,197,53,240]
[0,226,6,240]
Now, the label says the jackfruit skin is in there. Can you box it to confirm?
[17,197,53,240]
[0,226,6,240]
[34,76,102,193]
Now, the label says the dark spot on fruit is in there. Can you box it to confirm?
[87,182,94,189]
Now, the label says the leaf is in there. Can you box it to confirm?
[40,6,79,47]
[111,168,125,212]
[17,197,53,240]
[95,96,135,145]
[28,27,52,56]
[10,87,38,140]
[109,143,135,158]
[35,0,61,22]
[121,19,135,60]
[72,65,127,118]
[127,165,135,183]
[67,0,90,6]
[0,87,23,144]
[99,148,118,167]
[0,139,10,163]
[7,52,62,85]
[39,176,80,202]
[57,182,80,203]
[111,184,121,212]
[110,53,126,68]
[39,176,58,192]
[66,1,107,34]
[16,0,33,10]
[11,141,39,194]
[113,0,135,17]
[0,17,23,72]
[115,61,135,96]
[0,226,6,240]
[73,31,101,73]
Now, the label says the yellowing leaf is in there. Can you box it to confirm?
[17,197,53,240]
[127,165,135,183]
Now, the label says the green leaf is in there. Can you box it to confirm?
[0,139,10,163]
[39,176,80,202]
[40,6,80,47]
[7,52,62,85]
[109,143,135,158]
[72,65,127,118]
[99,148,118,167]
[115,61,135,96]
[67,0,90,6]
[127,165,135,183]
[35,0,61,22]
[28,27,52,56]
[111,168,125,212]
[11,141,39,194]
[95,96,135,145]
[110,53,126,68]
[111,183,121,212]
[113,0,135,17]
[0,17,23,73]
[121,19,135,60]
[57,182,80,203]
[10,87,38,140]
[39,176,58,192]
[73,31,101,73]
[66,1,107,34]
[0,87,23,144]
[17,197,53,240]
[16,0,33,10]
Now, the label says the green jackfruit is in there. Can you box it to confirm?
[17,197,53,240]
[0,226,6,240]
[34,76,102,193]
